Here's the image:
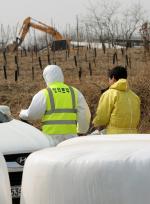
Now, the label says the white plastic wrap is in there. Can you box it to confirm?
[0,152,12,204]
[0,119,49,154]
[58,134,150,147]
[21,134,150,204]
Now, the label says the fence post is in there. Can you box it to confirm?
[3,65,7,79]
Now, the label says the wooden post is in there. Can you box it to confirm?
[3,51,7,64]
[15,55,20,76]
[47,54,51,65]
[74,56,77,67]
[32,66,34,80]
[102,42,106,54]
[89,62,92,76]
[15,70,18,81]
[78,66,82,80]
[94,48,97,58]
[38,56,42,70]
[3,65,7,79]
[113,52,118,64]
[125,54,129,66]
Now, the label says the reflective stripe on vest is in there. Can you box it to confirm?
[42,120,77,125]
[45,87,77,115]
[42,83,78,135]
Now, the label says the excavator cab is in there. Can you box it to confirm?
[51,40,69,51]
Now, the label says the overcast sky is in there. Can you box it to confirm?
[0,0,150,30]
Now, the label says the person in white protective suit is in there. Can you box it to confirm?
[19,65,91,146]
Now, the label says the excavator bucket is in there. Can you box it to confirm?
[6,38,23,52]
[6,41,18,52]
[51,40,69,51]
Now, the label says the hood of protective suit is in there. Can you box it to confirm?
[110,79,128,91]
[43,65,64,85]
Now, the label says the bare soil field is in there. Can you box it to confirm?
[0,46,150,133]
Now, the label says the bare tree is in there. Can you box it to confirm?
[120,2,146,41]
[82,0,146,47]
[139,22,150,52]
[82,0,120,44]
[0,24,12,48]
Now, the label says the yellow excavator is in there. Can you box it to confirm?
[7,17,69,52]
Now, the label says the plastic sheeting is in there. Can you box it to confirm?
[0,119,49,154]
[58,134,150,147]
[0,152,12,204]
[21,134,150,204]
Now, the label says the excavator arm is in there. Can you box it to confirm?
[9,17,69,51]
[15,17,31,48]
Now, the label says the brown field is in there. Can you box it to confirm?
[0,46,150,133]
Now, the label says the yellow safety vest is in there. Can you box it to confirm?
[42,82,78,135]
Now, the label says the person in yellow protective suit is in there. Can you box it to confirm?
[92,66,140,134]
[19,65,91,146]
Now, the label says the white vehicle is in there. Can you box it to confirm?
[0,105,50,204]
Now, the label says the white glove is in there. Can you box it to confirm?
[90,129,100,135]
[19,109,28,120]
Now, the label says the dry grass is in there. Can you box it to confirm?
[0,46,150,132]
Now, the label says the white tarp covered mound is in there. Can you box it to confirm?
[58,134,150,147]
[0,152,12,204]
[0,119,49,154]
[21,134,150,204]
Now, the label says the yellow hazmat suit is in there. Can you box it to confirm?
[93,79,140,134]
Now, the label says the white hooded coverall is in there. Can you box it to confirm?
[19,65,91,146]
